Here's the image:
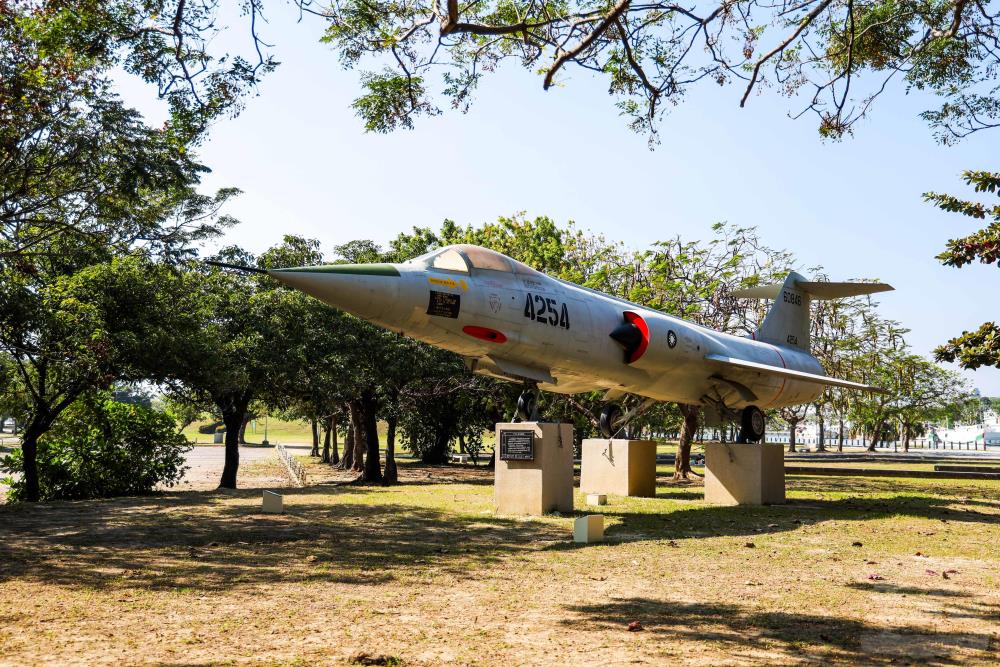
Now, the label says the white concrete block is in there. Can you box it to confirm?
[586,494,607,506]
[574,514,604,543]
[262,490,283,514]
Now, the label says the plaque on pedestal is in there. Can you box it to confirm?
[499,429,534,461]
[494,422,574,516]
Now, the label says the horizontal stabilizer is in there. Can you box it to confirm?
[733,280,893,300]
[704,354,888,393]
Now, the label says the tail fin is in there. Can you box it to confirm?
[733,273,894,351]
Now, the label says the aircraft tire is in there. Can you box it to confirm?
[599,404,622,438]
[516,391,537,422]
[740,406,766,443]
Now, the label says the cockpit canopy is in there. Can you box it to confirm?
[410,244,543,276]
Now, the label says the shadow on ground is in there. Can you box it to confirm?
[561,597,996,665]
[599,482,999,543]
[0,467,997,603]
[0,484,564,593]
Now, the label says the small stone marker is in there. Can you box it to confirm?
[574,514,604,543]
[262,490,283,514]
[586,493,607,506]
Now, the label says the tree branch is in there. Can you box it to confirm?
[544,0,632,90]
[740,0,834,107]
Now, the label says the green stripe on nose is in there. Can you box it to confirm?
[272,263,400,277]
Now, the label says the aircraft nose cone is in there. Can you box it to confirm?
[268,263,402,322]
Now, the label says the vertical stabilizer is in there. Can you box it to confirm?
[730,274,894,352]
[755,271,811,351]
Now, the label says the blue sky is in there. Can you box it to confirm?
[122,8,999,394]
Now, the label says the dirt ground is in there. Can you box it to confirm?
[1,458,998,666]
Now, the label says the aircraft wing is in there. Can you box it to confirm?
[704,354,888,393]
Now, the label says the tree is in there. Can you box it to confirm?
[894,356,971,451]
[0,1,265,263]
[312,0,1000,142]
[925,170,1000,369]
[0,253,207,501]
[779,404,810,453]
[1,393,190,501]
[256,236,348,463]
[1,2,244,501]
[167,247,299,489]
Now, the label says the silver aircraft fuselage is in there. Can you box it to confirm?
[270,244,828,411]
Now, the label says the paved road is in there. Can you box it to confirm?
[175,443,312,490]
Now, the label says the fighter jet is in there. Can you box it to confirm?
[260,244,892,441]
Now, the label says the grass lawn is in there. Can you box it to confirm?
[1,460,998,666]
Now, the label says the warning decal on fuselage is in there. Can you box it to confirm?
[427,291,460,318]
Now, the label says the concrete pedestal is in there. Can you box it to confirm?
[580,439,657,498]
[704,442,785,505]
[494,422,574,515]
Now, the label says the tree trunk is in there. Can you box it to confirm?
[218,395,250,489]
[838,416,845,452]
[867,422,881,452]
[423,426,452,464]
[346,400,366,472]
[384,416,398,484]
[321,416,332,463]
[19,420,47,502]
[815,405,826,452]
[339,415,355,470]
[902,421,911,452]
[330,414,340,465]
[361,391,382,483]
[239,416,249,445]
[787,419,798,453]
[311,418,320,457]
[673,404,699,480]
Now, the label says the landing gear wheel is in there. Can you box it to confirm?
[599,404,623,438]
[739,406,766,443]
[516,391,538,422]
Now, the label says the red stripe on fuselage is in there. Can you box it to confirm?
[769,346,788,407]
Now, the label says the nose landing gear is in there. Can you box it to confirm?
[515,387,539,422]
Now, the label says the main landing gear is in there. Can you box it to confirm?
[702,391,766,444]
[599,397,657,438]
[737,405,766,443]
[599,404,622,438]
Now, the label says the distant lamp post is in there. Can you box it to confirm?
[262,413,270,446]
